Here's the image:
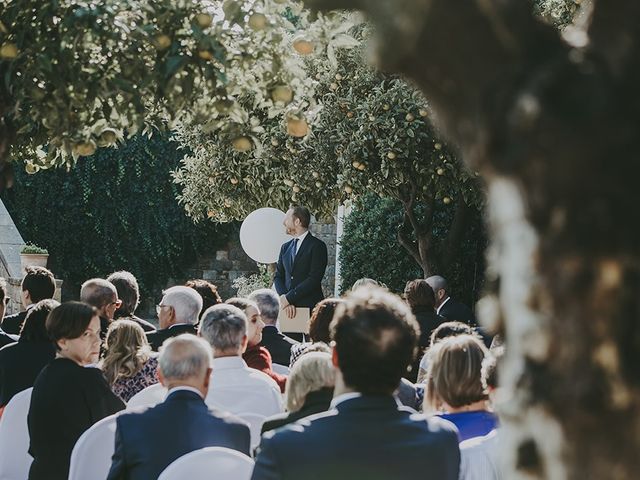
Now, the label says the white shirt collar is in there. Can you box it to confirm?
[166,386,203,398]
[212,356,248,370]
[168,322,193,330]
[330,392,362,409]
[294,230,309,253]
[436,296,451,315]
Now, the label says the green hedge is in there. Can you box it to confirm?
[339,194,485,306]
[2,133,231,311]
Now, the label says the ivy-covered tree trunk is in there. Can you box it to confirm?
[309,0,640,478]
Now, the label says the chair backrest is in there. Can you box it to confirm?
[158,447,254,480]
[271,363,290,376]
[126,383,166,410]
[0,387,33,480]
[68,413,119,480]
[236,412,266,451]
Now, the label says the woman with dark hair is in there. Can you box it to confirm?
[404,279,444,382]
[186,279,222,319]
[27,302,125,480]
[226,297,287,392]
[423,334,497,442]
[289,298,343,367]
[0,299,58,411]
[101,319,159,402]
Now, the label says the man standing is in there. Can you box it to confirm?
[274,206,328,320]
[106,335,250,480]
[146,286,202,351]
[426,275,476,325]
[251,287,460,480]
[2,266,55,335]
[80,278,121,338]
[249,288,298,366]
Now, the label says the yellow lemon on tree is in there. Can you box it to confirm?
[0,42,18,60]
[443,196,452,205]
[25,163,39,175]
[387,151,397,160]
[271,85,293,104]
[232,136,252,152]
[293,39,314,55]
[154,34,172,50]
[286,117,309,138]
[198,50,214,61]
[195,13,213,28]
[248,13,267,31]
[74,141,97,157]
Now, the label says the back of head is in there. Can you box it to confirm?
[248,289,279,325]
[430,321,474,347]
[22,266,56,303]
[225,297,258,314]
[185,279,222,318]
[158,334,212,382]
[332,287,419,395]
[102,319,149,384]
[309,298,343,343]
[199,304,247,355]
[425,275,448,295]
[425,334,489,410]
[46,301,99,349]
[404,279,436,311]
[80,278,117,310]
[20,299,60,342]
[107,271,139,317]
[162,286,203,325]
[351,278,380,291]
[286,352,335,412]
[290,205,311,229]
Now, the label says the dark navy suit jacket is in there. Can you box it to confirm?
[251,395,460,480]
[106,389,251,480]
[274,233,327,309]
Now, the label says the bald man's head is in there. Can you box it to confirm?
[425,275,448,308]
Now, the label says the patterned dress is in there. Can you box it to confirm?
[112,357,159,402]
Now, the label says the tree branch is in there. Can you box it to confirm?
[441,197,470,270]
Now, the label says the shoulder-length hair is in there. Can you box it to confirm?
[424,334,489,412]
[285,352,335,412]
[101,319,152,385]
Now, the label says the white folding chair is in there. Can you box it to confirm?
[236,412,266,451]
[0,387,33,480]
[126,383,166,410]
[158,446,254,480]
[68,413,119,480]
[271,363,290,376]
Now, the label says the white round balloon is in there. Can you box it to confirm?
[240,208,291,264]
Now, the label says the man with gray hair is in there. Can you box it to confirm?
[146,286,203,351]
[107,335,250,480]
[80,278,121,337]
[199,304,284,417]
[250,288,299,366]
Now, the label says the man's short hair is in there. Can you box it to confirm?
[185,279,222,319]
[199,304,247,353]
[425,275,448,295]
[22,266,56,302]
[21,299,60,342]
[80,278,117,309]
[290,206,311,228]
[248,289,279,325]
[107,271,139,317]
[332,287,419,395]
[158,334,212,380]
[161,286,203,325]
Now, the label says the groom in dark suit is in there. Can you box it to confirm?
[274,206,328,320]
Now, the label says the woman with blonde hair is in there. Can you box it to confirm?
[101,319,159,402]
[424,334,497,442]
[261,351,335,434]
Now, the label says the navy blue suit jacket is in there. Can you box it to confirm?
[107,390,251,480]
[274,233,327,309]
[251,395,460,480]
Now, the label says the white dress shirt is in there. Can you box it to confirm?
[436,296,451,315]
[294,230,309,255]
[205,356,284,417]
[459,429,502,480]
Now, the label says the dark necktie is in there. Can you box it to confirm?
[291,238,298,265]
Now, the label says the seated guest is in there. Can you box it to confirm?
[0,299,58,409]
[460,348,503,480]
[250,288,298,366]
[146,286,202,351]
[106,335,250,480]
[289,298,343,367]
[404,279,444,382]
[199,304,283,417]
[416,321,477,384]
[2,266,55,335]
[28,302,125,480]
[0,279,18,349]
[262,352,335,434]
[351,277,382,291]
[185,279,222,319]
[252,287,460,480]
[101,320,159,402]
[80,278,121,338]
[227,297,287,392]
[107,271,155,332]
[423,334,498,442]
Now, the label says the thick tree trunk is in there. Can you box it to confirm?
[308,0,640,478]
